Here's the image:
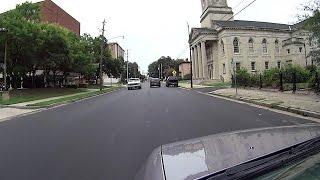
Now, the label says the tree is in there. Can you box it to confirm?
[148,56,186,78]
[0,2,42,88]
[301,0,320,64]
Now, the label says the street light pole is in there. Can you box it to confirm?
[187,23,193,88]
[4,38,7,91]
[126,49,129,82]
[100,20,106,91]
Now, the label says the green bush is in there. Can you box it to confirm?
[282,65,311,83]
[263,68,280,88]
[249,73,261,87]
[236,68,251,87]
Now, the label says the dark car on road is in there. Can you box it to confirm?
[150,78,161,88]
[166,76,178,87]
[136,124,320,180]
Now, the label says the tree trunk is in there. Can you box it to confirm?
[32,70,36,88]
[53,71,56,88]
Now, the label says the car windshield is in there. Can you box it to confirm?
[256,151,320,179]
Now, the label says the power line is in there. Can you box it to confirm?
[219,0,246,22]
[176,0,259,60]
[227,0,258,21]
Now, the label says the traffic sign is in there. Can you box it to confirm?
[172,70,177,76]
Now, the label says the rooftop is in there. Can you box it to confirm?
[214,20,297,32]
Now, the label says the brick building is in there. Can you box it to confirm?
[38,0,80,36]
[179,61,191,79]
[109,43,125,59]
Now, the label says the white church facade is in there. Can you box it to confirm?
[189,0,314,82]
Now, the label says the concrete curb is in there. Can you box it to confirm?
[210,93,320,119]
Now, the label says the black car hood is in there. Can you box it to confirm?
[161,124,320,180]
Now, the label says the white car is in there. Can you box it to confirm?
[127,78,142,90]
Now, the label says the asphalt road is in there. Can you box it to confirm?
[0,83,314,180]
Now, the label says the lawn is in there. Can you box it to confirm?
[0,88,87,105]
[29,87,122,107]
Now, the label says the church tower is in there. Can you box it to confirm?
[200,0,234,27]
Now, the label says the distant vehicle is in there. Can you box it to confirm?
[128,78,142,90]
[136,124,320,180]
[166,76,178,87]
[150,78,161,88]
[65,76,80,88]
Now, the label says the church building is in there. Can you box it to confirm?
[189,0,313,82]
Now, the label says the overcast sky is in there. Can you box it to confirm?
[1,0,310,72]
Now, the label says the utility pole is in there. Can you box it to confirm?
[187,23,193,88]
[160,63,163,80]
[126,49,129,82]
[232,58,238,96]
[158,64,160,79]
[304,43,308,67]
[100,20,106,91]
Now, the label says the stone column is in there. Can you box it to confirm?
[194,45,199,78]
[192,47,196,79]
[197,43,203,79]
[201,41,208,79]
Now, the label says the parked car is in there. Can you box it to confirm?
[128,78,142,90]
[135,124,320,180]
[166,76,178,87]
[150,78,161,88]
[65,76,80,88]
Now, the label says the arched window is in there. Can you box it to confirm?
[262,39,268,53]
[248,38,254,53]
[275,39,280,54]
[221,40,225,54]
[233,38,239,53]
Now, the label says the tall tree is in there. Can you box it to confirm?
[301,0,320,64]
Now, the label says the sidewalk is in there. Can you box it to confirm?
[211,88,320,118]
[0,108,38,122]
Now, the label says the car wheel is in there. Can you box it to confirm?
[128,87,131,90]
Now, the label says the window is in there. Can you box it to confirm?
[287,49,290,54]
[221,40,225,54]
[286,60,293,65]
[277,61,281,69]
[262,39,268,53]
[236,62,241,71]
[275,40,280,54]
[223,63,226,74]
[233,38,240,53]
[299,47,303,53]
[248,38,254,53]
[251,62,256,71]
[265,62,269,70]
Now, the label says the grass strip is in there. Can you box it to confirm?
[28,87,122,108]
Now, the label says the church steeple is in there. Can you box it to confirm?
[200,0,234,27]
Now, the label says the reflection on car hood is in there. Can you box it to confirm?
[161,124,320,180]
